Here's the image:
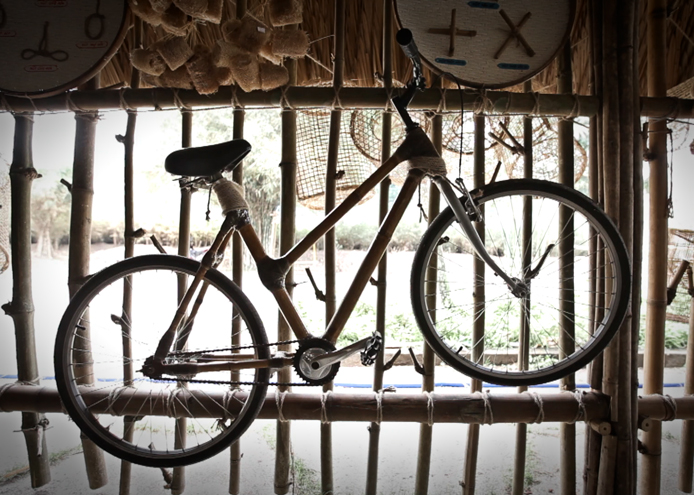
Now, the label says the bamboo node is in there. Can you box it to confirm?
[275,389,289,422]
[320,390,332,424]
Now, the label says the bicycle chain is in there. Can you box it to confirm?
[159,337,320,387]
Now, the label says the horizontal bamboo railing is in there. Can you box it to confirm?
[0,386,690,423]
[0,86,692,118]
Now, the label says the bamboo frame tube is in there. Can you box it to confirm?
[512,79,533,495]
[414,113,442,495]
[596,435,617,495]
[640,0,669,493]
[615,1,637,492]
[171,108,193,495]
[462,113,486,495]
[679,277,694,492]
[274,56,298,495]
[229,106,245,495]
[557,40,577,495]
[3,113,51,488]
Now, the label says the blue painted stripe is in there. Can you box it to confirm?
[468,1,500,9]
[498,63,531,71]
[435,57,467,66]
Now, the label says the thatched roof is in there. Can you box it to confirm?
[100,0,694,98]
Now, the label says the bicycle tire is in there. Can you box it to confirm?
[411,179,631,386]
[54,254,270,467]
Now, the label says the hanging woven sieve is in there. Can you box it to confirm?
[349,109,432,186]
[666,229,694,323]
[441,112,509,155]
[495,116,588,183]
[296,109,376,210]
[0,164,10,274]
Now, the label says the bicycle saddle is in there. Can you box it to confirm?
[165,139,252,177]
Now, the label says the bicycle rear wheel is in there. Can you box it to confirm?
[54,255,270,467]
[411,179,630,386]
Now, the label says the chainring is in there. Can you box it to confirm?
[292,338,340,386]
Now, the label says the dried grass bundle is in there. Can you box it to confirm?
[172,0,208,18]
[186,45,220,94]
[197,0,224,23]
[267,29,308,58]
[150,0,172,13]
[128,0,163,26]
[223,15,269,54]
[161,4,191,36]
[259,61,288,90]
[217,66,235,86]
[213,40,247,68]
[268,0,302,26]
[229,52,260,92]
[158,66,194,89]
[153,37,194,70]
[131,48,167,76]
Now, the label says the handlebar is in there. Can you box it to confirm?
[392,29,427,131]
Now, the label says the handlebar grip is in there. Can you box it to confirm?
[396,28,420,62]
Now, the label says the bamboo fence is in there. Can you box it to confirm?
[2,1,694,494]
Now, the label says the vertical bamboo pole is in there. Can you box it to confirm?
[275,43,298,495]
[229,106,245,495]
[321,1,345,491]
[584,4,604,493]
[117,21,143,491]
[414,112,441,495]
[511,79,533,495]
[365,2,393,493]
[557,40,577,495]
[2,113,51,488]
[67,75,110,491]
[462,113,485,495]
[640,0,669,493]
[615,0,636,492]
[171,109,193,495]
[630,1,644,490]
[680,267,694,492]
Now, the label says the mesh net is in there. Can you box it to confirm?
[0,163,10,274]
[296,109,376,210]
[667,229,694,322]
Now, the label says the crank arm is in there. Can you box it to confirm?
[309,334,378,370]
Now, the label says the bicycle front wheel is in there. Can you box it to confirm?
[54,255,270,467]
[411,179,630,386]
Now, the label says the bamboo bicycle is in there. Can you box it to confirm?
[54,30,630,467]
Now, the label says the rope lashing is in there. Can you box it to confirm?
[570,390,587,424]
[165,388,187,418]
[524,391,545,424]
[476,391,494,425]
[373,391,383,425]
[275,389,289,423]
[105,386,129,416]
[320,390,332,424]
[423,391,435,426]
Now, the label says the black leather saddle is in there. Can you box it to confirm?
[165,139,252,177]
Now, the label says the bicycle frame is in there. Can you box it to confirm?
[150,116,524,377]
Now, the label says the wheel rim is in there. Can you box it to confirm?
[56,257,268,466]
[413,181,629,386]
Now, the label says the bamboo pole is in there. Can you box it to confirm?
[462,113,486,495]
[596,435,617,495]
[0,387,621,422]
[320,1,345,492]
[557,39,576,495]
[171,108,193,495]
[2,86,693,119]
[1,113,51,488]
[679,266,694,492]
[584,3,604,493]
[274,50,298,495]
[69,74,109,491]
[512,79,533,495]
[414,111,442,495]
[229,106,245,495]
[365,2,393,492]
[615,0,637,492]
[640,0,669,492]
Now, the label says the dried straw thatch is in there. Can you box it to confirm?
[103,0,694,96]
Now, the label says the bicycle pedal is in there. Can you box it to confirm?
[360,331,383,366]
